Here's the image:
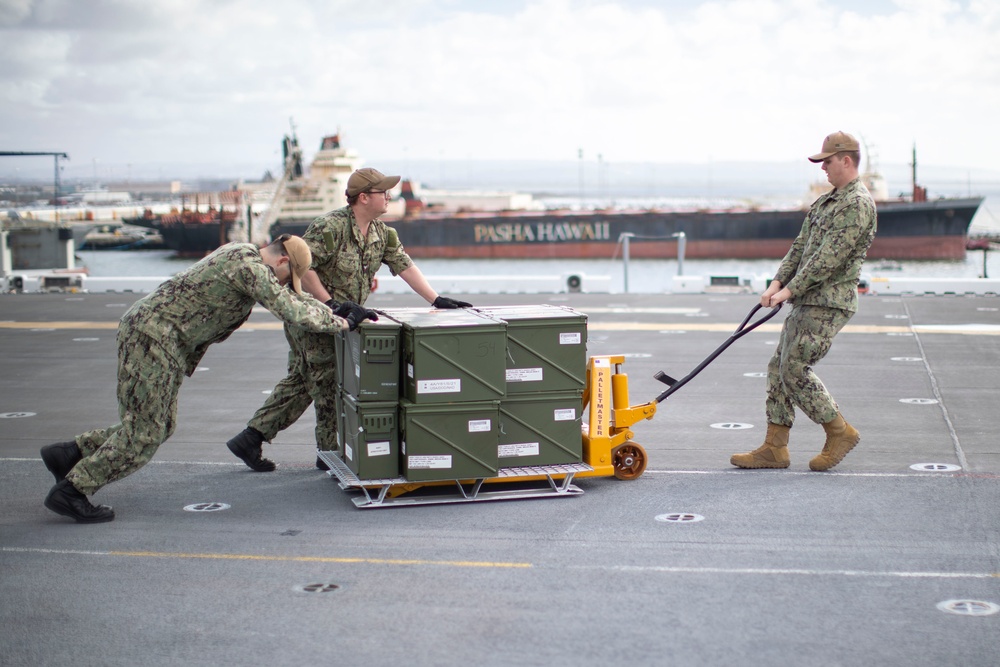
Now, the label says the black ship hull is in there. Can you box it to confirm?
[269,197,983,261]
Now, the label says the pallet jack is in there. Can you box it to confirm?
[322,304,782,507]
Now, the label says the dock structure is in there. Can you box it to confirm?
[1,291,998,665]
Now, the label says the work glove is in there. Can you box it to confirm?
[339,302,379,331]
[433,295,473,309]
[326,299,378,322]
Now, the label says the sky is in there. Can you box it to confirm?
[1,0,999,185]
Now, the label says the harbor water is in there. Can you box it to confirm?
[73,194,1000,294]
[75,248,1000,295]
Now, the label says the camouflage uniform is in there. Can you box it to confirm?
[68,243,347,496]
[766,177,877,426]
[248,206,414,450]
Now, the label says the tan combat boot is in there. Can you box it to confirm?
[730,423,791,469]
[809,413,860,471]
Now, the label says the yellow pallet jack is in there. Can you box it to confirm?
[322,304,781,507]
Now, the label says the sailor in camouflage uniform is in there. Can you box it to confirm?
[227,168,472,470]
[40,235,352,523]
[731,131,877,472]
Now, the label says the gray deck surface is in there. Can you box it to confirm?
[2,290,998,666]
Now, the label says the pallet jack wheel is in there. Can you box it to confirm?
[612,441,647,480]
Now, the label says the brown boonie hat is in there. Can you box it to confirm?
[346,167,401,197]
[808,131,860,163]
[281,235,311,295]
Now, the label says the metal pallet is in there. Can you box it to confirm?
[318,450,590,508]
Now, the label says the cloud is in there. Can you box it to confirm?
[0,0,998,181]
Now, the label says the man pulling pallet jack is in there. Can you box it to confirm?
[728,130,877,471]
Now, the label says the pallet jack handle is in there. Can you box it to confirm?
[653,303,783,404]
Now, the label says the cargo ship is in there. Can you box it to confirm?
[271,131,982,261]
[124,192,250,257]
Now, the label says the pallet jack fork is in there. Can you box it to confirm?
[325,303,781,507]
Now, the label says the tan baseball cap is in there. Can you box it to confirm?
[808,131,860,163]
[346,167,401,197]
[282,235,311,295]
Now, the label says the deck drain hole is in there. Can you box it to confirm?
[910,463,961,472]
[0,412,36,419]
[743,372,766,378]
[890,357,922,362]
[656,513,704,523]
[711,422,753,430]
[900,398,939,405]
[295,583,340,593]
[183,502,231,512]
[73,337,100,342]
[936,600,1000,616]
[281,529,302,536]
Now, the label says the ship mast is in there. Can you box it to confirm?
[910,143,927,202]
[258,121,304,241]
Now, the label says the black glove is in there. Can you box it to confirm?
[433,295,473,309]
[340,301,379,330]
[329,300,378,321]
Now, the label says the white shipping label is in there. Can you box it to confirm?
[409,455,452,469]
[554,408,577,421]
[407,363,414,378]
[498,442,540,458]
[417,378,461,394]
[345,443,353,461]
[354,364,361,378]
[506,367,543,383]
[559,332,582,345]
[468,419,492,433]
[367,441,391,457]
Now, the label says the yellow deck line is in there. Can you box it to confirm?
[1,546,531,569]
[4,547,995,579]
[1,321,997,335]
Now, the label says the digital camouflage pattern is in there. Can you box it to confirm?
[70,327,185,495]
[247,323,340,448]
[129,242,347,375]
[765,305,852,426]
[67,243,347,495]
[766,177,876,427]
[774,177,876,314]
[304,205,413,304]
[249,207,415,450]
